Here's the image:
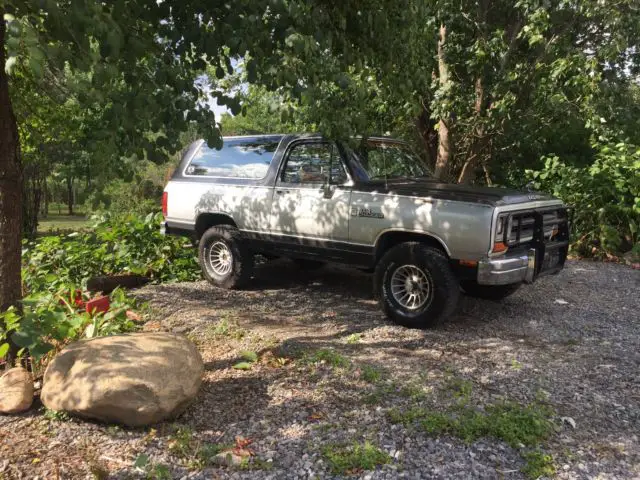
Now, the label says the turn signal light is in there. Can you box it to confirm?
[492,242,508,253]
[459,259,478,267]
[162,192,168,217]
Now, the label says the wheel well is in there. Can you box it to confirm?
[374,231,449,261]
[195,213,237,238]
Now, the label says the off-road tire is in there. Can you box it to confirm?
[460,281,521,300]
[374,242,459,328]
[199,226,253,289]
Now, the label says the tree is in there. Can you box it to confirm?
[1,1,433,357]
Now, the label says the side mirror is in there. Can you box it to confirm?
[322,175,335,199]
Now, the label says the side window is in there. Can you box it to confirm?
[185,138,279,178]
[281,143,348,185]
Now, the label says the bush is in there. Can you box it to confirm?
[0,287,140,367]
[23,212,200,294]
[527,140,640,259]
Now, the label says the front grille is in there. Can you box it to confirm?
[507,210,565,246]
[498,206,570,278]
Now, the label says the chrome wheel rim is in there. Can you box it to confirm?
[208,241,233,276]
[390,265,432,310]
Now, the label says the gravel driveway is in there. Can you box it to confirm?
[1,259,639,479]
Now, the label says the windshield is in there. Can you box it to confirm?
[349,140,432,181]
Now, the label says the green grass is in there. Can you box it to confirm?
[387,401,555,448]
[361,364,383,383]
[38,213,89,233]
[322,441,391,474]
[521,450,557,479]
[345,332,363,344]
[303,348,350,368]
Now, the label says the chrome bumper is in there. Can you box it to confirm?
[477,249,536,286]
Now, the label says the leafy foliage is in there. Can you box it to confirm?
[0,287,140,365]
[527,140,640,259]
[23,212,200,294]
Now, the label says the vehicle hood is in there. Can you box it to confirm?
[357,179,558,206]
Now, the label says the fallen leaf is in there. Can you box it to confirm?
[126,310,142,322]
[554,299,569,305]
[233,362,253,370]
[308,412,324,421]
[235,436,253,449]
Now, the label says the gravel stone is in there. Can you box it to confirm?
[1,259,638,479]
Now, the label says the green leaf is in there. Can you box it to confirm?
[233,362,253,370]
[240,350,258,362]
[133,453,149,468]
[0,343,10,359]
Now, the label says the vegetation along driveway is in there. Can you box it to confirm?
[1,259,638,479]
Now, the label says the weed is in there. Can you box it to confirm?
[521,450,556,479]
[399,381,429,401]
[133,454,171,480]
[304,348,350,369]
[387,406,429,426]
[167,426,194,459]
[361,365,383,383]
[240,350,258,362]
[106,425,121,437]
[322,441,391,475]
[165,425,233,469]
[387,401,554,448]
[207,318,247,340]
[444,376,473,406]
[511,359,523,370]
[345,333,363,344]
[43,409,70,422]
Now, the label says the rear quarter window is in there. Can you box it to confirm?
[184,138,280,178]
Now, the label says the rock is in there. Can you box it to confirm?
[213,450,246,467]
[0,367,34,414]
[41,333,203,426]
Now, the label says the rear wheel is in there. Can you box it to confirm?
[199,226,253,289]
[374,243,459,328]
[460,281,521,300]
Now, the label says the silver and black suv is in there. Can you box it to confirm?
[162,134,570,327]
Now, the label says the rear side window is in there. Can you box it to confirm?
[184,138,280,178]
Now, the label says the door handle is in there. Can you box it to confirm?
[276,189,290,194]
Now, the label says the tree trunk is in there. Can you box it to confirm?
[42,179,49,218]
[415,103,438,169]
[0,12,23,358]
[66,176,73,215]
[458,76,488,184]
[434,24,451,179]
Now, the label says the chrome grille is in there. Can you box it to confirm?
[507,212,560,245]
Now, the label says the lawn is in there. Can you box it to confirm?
[37,213,90,234]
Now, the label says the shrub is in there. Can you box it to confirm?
[527,140,640,259]
[23,212,200,294]
[0,287,140,366]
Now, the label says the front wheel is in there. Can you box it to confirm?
[374,243,460,328]
[460,281,521,300]
[198,226,253,289]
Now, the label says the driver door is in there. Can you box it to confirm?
[269,140,351,241]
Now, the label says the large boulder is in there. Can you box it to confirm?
[0,367,34,414]
[41,333,203,426]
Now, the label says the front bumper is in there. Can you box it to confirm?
[477,249,536,286]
